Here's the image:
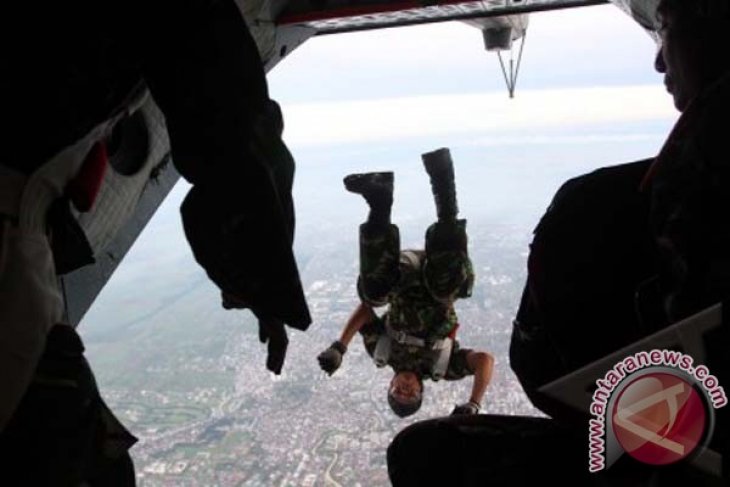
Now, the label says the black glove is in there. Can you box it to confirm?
[221,292,289,375]
[317,341,347,375]
[451,401,480,416]
[257,315,288,375]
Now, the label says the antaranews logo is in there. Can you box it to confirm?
[588,349,727,472]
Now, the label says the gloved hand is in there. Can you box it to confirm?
[257,315,288,375]
[317,341,347,375]
[451,401,480,416]
[221,292,289,375]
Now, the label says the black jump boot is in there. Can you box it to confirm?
[422,148,458,221]
[343,171,394,227]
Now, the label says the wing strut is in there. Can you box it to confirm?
[496,29,526,98]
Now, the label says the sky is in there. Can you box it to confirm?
[81,4,680,351]
[267,4,676,150]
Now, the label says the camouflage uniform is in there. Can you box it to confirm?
[356,219,475,380]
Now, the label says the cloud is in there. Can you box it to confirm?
[281,85,677,147]
[467,132,664,147]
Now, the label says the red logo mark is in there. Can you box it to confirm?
[612,372,707,465]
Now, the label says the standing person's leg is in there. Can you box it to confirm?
[344,172,400,306]
[422,149,474,302]
[1,324,137,486]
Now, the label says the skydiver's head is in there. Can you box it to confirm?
[654,0,730,111]
[387,371,423,418]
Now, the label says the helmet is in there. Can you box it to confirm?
[388,389,423,418]
[387,374,424,418]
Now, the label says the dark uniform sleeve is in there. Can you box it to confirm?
[141,0,268,185]
[142,0,310,329]
[444,344,474,381]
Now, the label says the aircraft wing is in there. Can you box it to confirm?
[62,0,609,326]
[277,0,606,34]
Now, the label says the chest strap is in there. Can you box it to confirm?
[373,326,454,381]
[384,320,450,350]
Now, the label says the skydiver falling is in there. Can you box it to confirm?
[317,148,495,418]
